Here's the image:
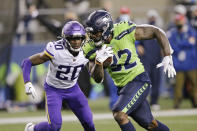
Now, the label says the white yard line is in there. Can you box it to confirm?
[152,109,197,117]
[0,109,197,125]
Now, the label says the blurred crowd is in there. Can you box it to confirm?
[0,0,197,112]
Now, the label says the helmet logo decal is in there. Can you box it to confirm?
[102,17,109,23]
[95,14,110,26]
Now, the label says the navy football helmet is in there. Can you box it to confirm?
[62,21,86,52]
[86,10,114,46]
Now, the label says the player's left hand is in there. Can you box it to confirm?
[25,82,37,99]
[96,45,113,63]
[156,55,176,78]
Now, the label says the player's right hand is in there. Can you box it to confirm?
[96,45,113,63]
[156,55,176,78]
[25,82,37,99]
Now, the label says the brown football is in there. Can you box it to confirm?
[103,57,113,68]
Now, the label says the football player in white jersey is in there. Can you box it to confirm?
[21,21,112,131]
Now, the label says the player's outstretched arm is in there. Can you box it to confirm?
[22,52,50,83]
[135,24,171,56]
[21,52,50,98]
[28,52,51,65]
[135,24,176,78]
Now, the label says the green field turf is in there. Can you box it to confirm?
[0,115,197,131]
[0,97,196,131]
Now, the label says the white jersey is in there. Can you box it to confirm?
[44,39,89,89]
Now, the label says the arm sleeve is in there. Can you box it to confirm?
[21,58,32,83]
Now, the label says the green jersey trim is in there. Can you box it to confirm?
[122,83,149,113]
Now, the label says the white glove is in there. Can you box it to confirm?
[156,55,176,78]
[25,82,37,99]
[96,45,113,63]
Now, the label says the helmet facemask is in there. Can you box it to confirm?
[86,27,103,46]
[63,34,86,52]
[101,22,114,43]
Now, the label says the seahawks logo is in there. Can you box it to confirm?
[96,15,110,26]
[102,17,109,23]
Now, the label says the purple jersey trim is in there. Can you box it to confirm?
[21,58,32,83]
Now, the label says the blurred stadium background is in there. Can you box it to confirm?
[0,0,197,131]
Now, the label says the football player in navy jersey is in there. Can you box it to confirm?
[83,10,176,131]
